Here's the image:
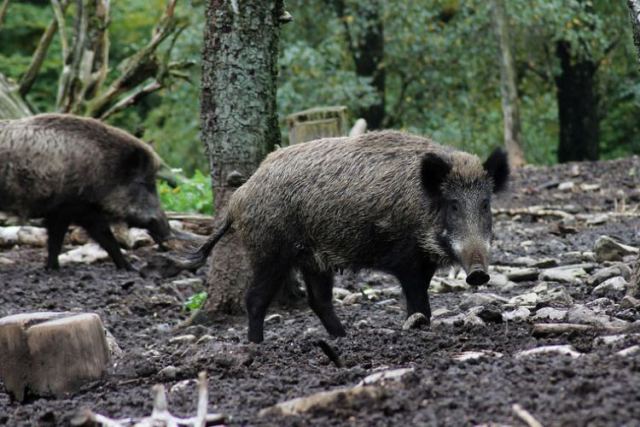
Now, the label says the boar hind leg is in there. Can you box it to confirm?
[393,262,437,320]
[44,214,71,270]
[245,262,289,343]
[79,214,132,270]
[302,269,346,338]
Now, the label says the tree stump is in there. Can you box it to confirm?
[286,106,349,145]
[0,312,111,402]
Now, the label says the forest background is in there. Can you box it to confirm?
[1,0,639,213]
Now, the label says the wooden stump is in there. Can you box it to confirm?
[286,106,349,145]
[0,312,111,401]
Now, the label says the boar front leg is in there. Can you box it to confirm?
[78,212,132,270]
[393,261,437,321]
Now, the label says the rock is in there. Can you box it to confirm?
[431,277,469,293]
[431,308,451,318]
[503,307,531,322]
[0,312,110,401]
[0,256,15,265]
[354,319,369,330]
[403,313,429,330]
[380,286,402,298]
[508,292,538,307]
[537,287,574,306]
[621,295,640,309]
[476,305,504,323]
[259,385,384,417]
[617,346,640,356]
[105,329,123,360]
[169,334,197,345]
[558,181,575,191]
[17,226,48,247]
[170,278,205,294]
[332,287,352,300]
[584,214,609,226]
[265,314,283,325]
[356,368,414,387]
[580,183,600,192]
[594,334,629,346]
[566,305,612,327]
[515,345,582,359]
[539,267,587,284]
[460,293,509,310]
[588,265,630,287]
[464,308,487,326]
[452,351,503,362]
[487,272,509,288]
[532,307,567,321]
[592,277,627,298]
[157,365,179,381]
[196,334,215,344]
[594,236,638,262]
[0,226,20,247]
[343,293,364,305]
[59,243,109,265]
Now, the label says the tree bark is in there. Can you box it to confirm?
[491,0,525,168]
[201,0,288,315]
[554,40,599,163]
[327,0,385,129]
[629,0,640,63]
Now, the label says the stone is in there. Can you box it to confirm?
[617,346,640,356]
[265,314,283,325]
[515,345,582,359]
[566,305,611,327]
[588,266,628,287]
[0,312,110,401]
[453,351,503,362]
[431,308,451,318]
[503,307,531,322]
[532,307,567,321]
[157,365,179,380]
[487,273,509,288]
[592,277,627,298]
[594,334,629,346]
[508,292,538,307]
[403,313,429,330]
[431,278,469,293]
[169,334,197,345]
[0,226,20,247]
[460,293,509,310]
[537,287,574,306]
[504,268,539,282]
[558,181,575,191]
[332,287,352,300]
[59,243,109,265]
[343,293,364,305]
[17,226,48,247]
[476,305,504,323]
[594,236,638,263]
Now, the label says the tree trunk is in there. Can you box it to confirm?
[554,40,599,163]
[200,0,290,316]
[0,74,32,119]
[629,0,640,63]
[328,0,385,129]
[491,0,525,168]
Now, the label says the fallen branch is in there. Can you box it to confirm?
[512,404,543,427]
[71,371,225,426]
[532,323,633,336]
[492,206,574,220]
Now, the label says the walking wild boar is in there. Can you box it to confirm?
[0,114,172,270]
[184,131,509,343]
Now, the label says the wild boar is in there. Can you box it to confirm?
[0,113,172,270]
[184,130,509,343]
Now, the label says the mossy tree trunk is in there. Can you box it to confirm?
[629,1,640,64]
[201,0,293,316]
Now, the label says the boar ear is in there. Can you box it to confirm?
[420,153,451,196]
[484,148,509,193]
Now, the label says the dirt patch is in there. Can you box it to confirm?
[2,157,640,426]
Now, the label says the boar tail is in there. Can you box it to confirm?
[179,216,232,270]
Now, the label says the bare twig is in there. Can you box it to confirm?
[512,404,543,427]
[19,0,70,97]
[492,206,574,220]
[99,80,162,120]
[71,371,225,427]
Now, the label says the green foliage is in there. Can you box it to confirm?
[158,170,213,214]
[184,291,208,312]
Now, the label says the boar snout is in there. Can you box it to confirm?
[459,242,490,286]
[466,265,490,286]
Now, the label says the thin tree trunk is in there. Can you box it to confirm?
[0,74,32,119]
[629,0,640,63]
[201,0,288,315]
[491,0,525,168]
[327,0,385,129]
[554,40,599,163]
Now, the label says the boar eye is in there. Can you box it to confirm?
[449,200,460,214]
[481,199,490,212]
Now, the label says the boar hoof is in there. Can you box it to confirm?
[466,269,490,286]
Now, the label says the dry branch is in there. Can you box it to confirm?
[71,372,225,427]
[492,206,574,220]
[629,0,640,63]
[0,74,32,118]
[0,0,9,31]
[512,404,543,427]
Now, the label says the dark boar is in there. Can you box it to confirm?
[0,114,171,270]
[185,131,509,343]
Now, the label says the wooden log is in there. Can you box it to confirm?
[286,106,349,145]
[0,312,111,401]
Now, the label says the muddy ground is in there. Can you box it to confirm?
[2,157,640,426]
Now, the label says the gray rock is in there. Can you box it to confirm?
[332,287,352,300]
[592,276,627,298]
[402,313,429,330]
[585,297,615,312]
[566,305,613,327]
[503,307,531,322]
[343,293,364,305]
[265,314,283,325]
[532,307,567,321]
[540,267,586,284]
[169,334,196,345]
[157,365,179,380]
[504,268,539,282]
[516,345,581,359]
[594,236,638,263]
[538,287,574,306]
[508,292,538,307]
[588,265,632,287]
[460,293,509,310]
